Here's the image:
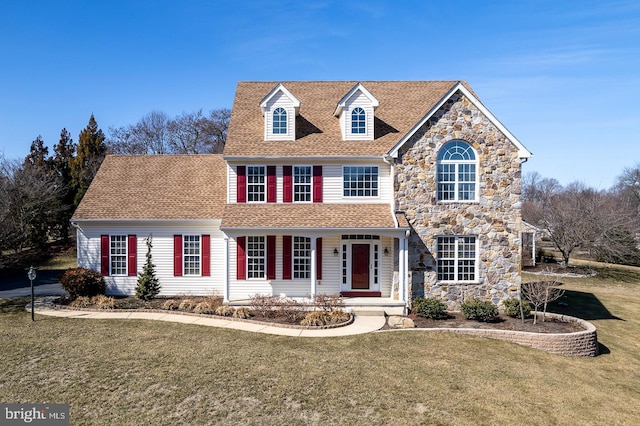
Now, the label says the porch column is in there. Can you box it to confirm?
[223,237,229,303]
[400,234,408,303]
[310,237,317,297]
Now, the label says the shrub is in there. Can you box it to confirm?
[274,298,308,323]
[301,311,331,326]
[91,295,115,309]
[250,294,278,318]
[70,296,92,308]
[502,298,532,319]
[178,299,197,312]
[194,301,217,315]
[412,296,448,319]
[162,299,180,310]
[215,305,235,317]
[328,309,351,324]
[233,307,253,319]
[60,268,105,300]
[461,299,499,322]
[135,236,161,301]
[313,294,345,312]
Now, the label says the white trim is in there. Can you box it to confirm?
[109,234,128,277]
[387,82,532,159]
[259,83,301,115]
[182,234,202,277]
[333,83,379,116]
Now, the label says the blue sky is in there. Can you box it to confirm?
[1,0,638,189]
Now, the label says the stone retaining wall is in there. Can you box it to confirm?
[386,313,599,357]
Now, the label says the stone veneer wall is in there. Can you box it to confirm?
[396,91,523,308]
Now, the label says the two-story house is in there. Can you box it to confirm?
[72,81,532,311]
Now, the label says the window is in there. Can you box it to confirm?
[294,166,312,202]
[183,235,201,276]
[273,107,287,134]
[343,166,379,197]
[247,166,266,202]
[247,236,265,279]
[437,141,477,201]
[351,107,366,134]
[110,235,127,276]
[293,236,311,279]
[437,236,477,282]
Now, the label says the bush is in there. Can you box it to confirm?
[69,296,92,308]
[233,307,253,319]
[412,296,448,319]
[461,299,499,322]
[194,301,217,315]
[328,309,351,324]
[301,311,331,326]
[313,294,345,312]
[215,305,235,317]
[91,295,115,309]
[161,299,180,310]
[178,299,197,312]
[60,268,105,300]
[502,298,532,319]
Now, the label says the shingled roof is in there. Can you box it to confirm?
[224,81,469,157]
[72,155,227,220]
[221,204,407,230]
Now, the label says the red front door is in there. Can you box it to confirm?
[351,244,370,290]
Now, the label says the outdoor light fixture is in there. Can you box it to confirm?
[333,248,339,257]
[27,266,36,321]
[384,247,389,256]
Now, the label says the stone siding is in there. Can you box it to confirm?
[396,92,523,308]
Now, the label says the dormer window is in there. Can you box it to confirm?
[351,107,366,134]
[260,84,300,141]
[273,108,287,134]
[334,83,379,141]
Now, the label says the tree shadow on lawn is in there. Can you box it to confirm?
[548,289,623,322]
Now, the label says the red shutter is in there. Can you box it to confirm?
[267,235,276,280]
[100,235,109,276]
[313,166,323,203]
[283,166,292,203]
[127,235,137,277]
[202,234,210,277]
[237,237,246,280]
[282,235,292,280]
[316,237,323,280]
[267,165,277,203]
[173,235,182,277]
[237,166,246,203]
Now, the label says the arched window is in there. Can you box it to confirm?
[437,141,477,201]
[351,107,366,134]
[273,108,287,134]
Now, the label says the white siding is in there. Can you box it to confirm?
[227,162,393,205]
[343,91,375,141]
[76,221,225,297]
[264,91,296,141]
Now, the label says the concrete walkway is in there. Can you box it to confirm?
[28,298,386,337]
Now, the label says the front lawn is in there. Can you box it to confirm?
[1,265,639,425]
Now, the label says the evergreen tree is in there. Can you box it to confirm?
[70,114,107,206]
[51,129,77,241]
[24,135,51,169]
[136,235,161,301]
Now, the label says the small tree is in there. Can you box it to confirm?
[521,279,565,324]
[136,235,160,301]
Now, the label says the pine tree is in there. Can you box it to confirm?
[136,235,161,301]
[51,129,77,242]
[70,114,107,206]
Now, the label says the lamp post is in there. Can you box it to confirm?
[28,266,36,321]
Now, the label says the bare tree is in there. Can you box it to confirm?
[521,279,565,324]
[107,108,230,155]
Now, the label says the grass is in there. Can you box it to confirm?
[1,267,639,425]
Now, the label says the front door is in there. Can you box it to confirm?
[351,244,370,290]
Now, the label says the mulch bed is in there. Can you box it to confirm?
[383,312,584,333]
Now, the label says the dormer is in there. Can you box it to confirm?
[260,83,300,141]
[334,83,379,141]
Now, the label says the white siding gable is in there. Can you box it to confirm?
[334,83,379,141]
[260,84,300,141]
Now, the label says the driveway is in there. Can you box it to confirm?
[0,269,66,298]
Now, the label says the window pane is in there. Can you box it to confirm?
[110,235,127,275]
[273,108,287,134]
[247,236,265,279]
[293,236,311,279]
[343,166,378,197]
[437,142,477,201]
[351,107,366,134]
[293,166,311,202]
[247,166,265,202]
[437,236,476,282]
